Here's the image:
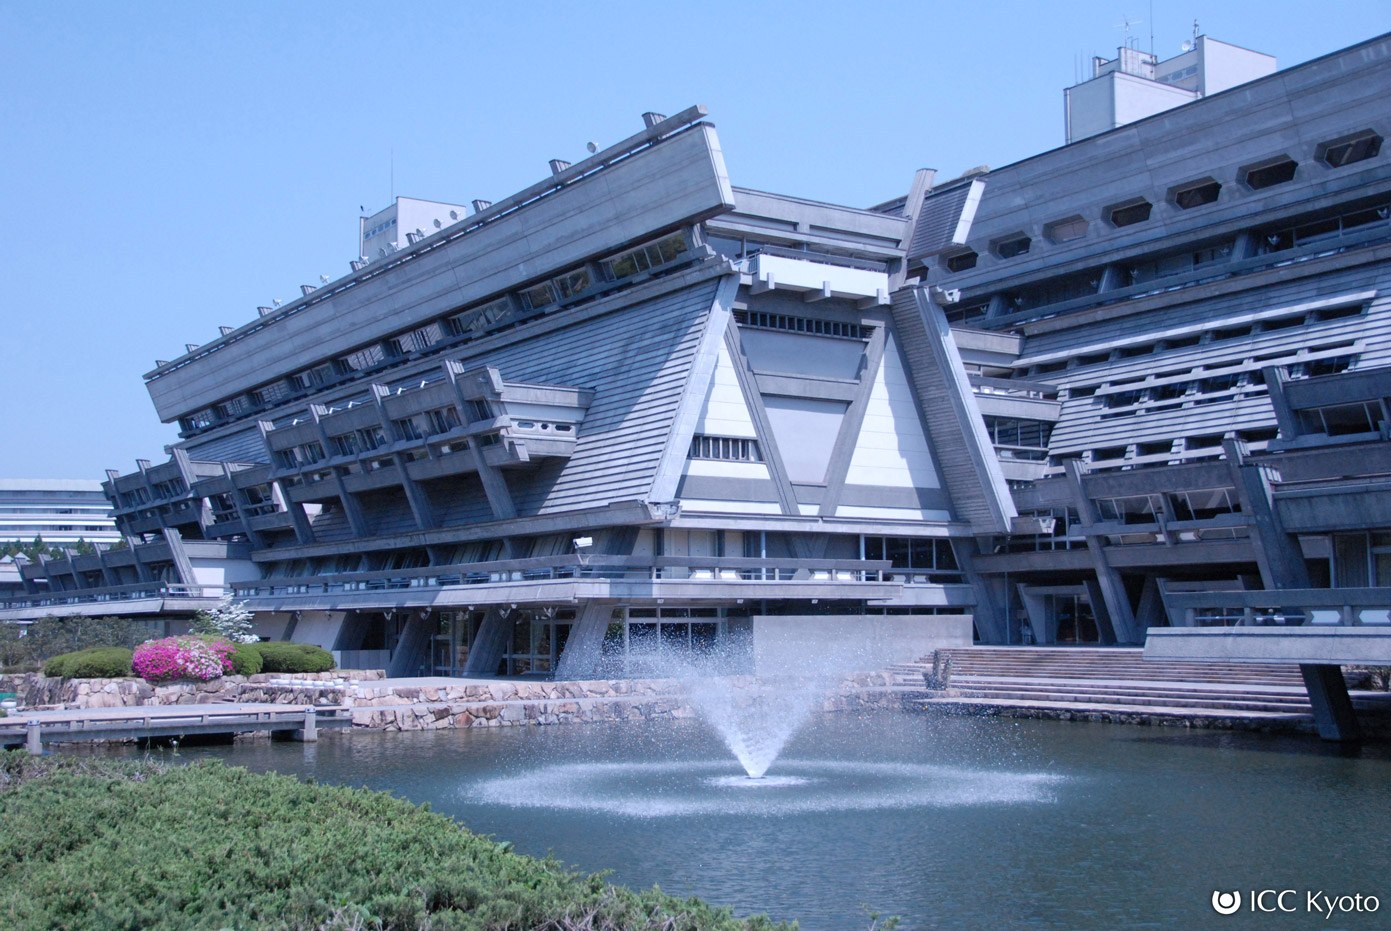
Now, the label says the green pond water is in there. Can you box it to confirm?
[120,711,1391,930]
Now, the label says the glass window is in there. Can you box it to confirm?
[1043,216,1088,243]
[1171,180,1221,209]
[993,235,1031,259]
[1109,200,1153,227]
[1244,158,1298,190]
[1319,132,1382,168]
[944,250,977,273]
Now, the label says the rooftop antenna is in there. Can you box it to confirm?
[1148,0,1154,56]
[1116,15,1141,50]
[1193,18,1200,40]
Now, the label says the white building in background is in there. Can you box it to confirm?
[0,480,119,547]
[359,197,471,266]
[1065,33,1277,143]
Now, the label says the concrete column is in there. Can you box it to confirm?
[553,601,613,679]
[26,719,42,755]
[394,465,438,530]
[294,706,318,742]
[1261,367,1301,444]
[1301,664,1361,742]
[952,540,1008,643]
[386,609,434,678]
[330,477,370,538]
[222,464,266,548]
[162,527,197,587]
[1066,461,1141,643]
[463,607,513,677]
[1223,438,1311,590]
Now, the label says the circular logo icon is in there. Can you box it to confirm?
[1212,891,1243,915]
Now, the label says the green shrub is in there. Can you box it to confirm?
[254,641,335,674]
[42,647,134,679]
[228,641,263,676]
[0,753,788,931]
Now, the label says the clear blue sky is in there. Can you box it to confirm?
[2,2,1387,481]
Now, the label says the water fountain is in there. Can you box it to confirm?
[471,638,1065,818]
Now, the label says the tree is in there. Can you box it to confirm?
[191,596,258,643]
[20,615,154,662]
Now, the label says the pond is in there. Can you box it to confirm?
[132,711,1391,929]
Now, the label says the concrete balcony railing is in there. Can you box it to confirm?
[0,582,230,612]
[1161,587,1391,627]
[232,556,903,599]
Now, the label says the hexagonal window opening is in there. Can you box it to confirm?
[1242,157,1298,190]
[1317,131,1383,169]
[1169,179,1221,210]
[992,234,1032,259]
[1108,199,1153,228]
[1043,216,1089,243]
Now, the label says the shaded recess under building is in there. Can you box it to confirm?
[7,34,1391,738]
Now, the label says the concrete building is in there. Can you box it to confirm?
[4,36,1389,717]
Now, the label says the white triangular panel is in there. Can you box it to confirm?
[843,331,942,489]
[692,341,758,438]
[680,340,774,507]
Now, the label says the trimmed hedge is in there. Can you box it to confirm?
[42,647,134,679]
[252,641,335,674]
[0,753,789,931]
[228,641,264,676]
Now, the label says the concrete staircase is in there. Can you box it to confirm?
[889,646,1331,725]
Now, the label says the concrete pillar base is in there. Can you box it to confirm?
[1300,663,1361,742]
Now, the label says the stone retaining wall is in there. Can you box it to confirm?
[0,671,904,732]
[0,670,383,711]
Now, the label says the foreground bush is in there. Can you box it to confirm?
[229,641,264,676]
[254,640,336,673]
[41,646,134,679]
[132,636,234,682]
[0,753,787,931]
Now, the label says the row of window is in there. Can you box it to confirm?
[1072,348,1357,415]
[981,416,1053,457]
[689,435,762,462]
[733,310,870,340]
[1298,400,1387,438]
[1052,427,1279,472]
[951,197,1389,329]
[861,536,961,582]
[1094,488,1240,525]
[277,403,482,471]
[943,130,1383,272]
[178,233,692,436]
[1027,305,1364,379]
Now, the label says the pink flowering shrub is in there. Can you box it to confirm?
[132,636,235,683]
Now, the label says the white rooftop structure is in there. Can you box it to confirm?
[1065,34,1277,143]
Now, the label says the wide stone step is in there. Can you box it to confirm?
[887,666,1299,679]
[888,663,1305,685]
[917,695,1315,722]
[947,689,1309,713]
[947,676,1312,696]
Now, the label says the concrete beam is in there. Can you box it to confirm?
[1144,626,1391,665]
